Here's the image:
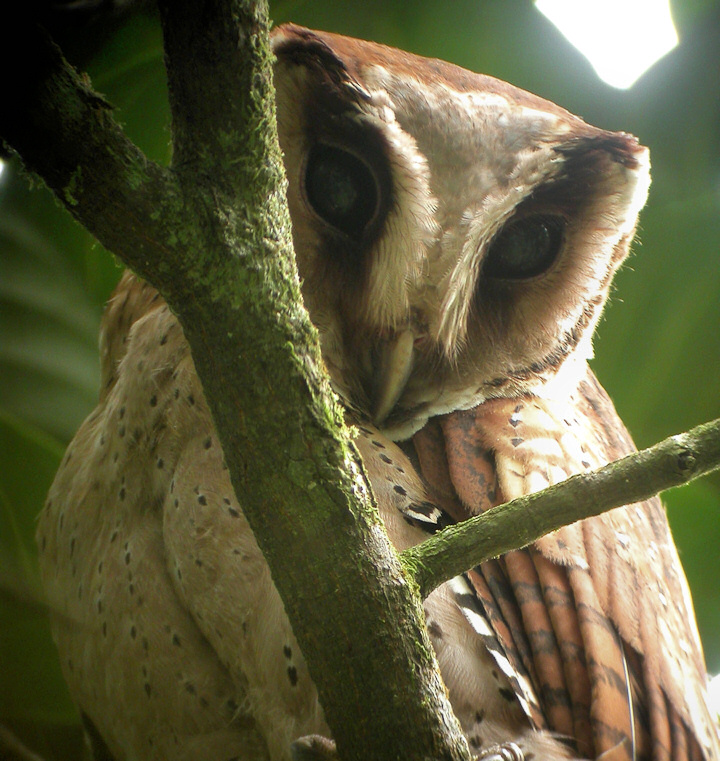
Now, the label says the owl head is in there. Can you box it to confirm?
[272,24,650,440]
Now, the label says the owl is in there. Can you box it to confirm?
[36,23,719,761]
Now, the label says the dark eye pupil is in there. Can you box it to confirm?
[304,143,378,239]
[483,214,564,279]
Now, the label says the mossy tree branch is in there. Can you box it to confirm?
[403,417,720,599]
[2,4,470,761]
[1,22,179,281]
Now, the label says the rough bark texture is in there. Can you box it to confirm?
[2,3,471,760]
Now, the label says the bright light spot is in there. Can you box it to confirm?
[710,673,720,723]
[0,159,5,181]
[535,0,679,89]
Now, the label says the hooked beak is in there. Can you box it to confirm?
[371,329,416,427]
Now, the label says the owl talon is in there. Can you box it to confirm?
[290,735,338,761]
[477,742,524,761]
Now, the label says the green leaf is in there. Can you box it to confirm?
[665,479,720,674]
[0,412,77,724]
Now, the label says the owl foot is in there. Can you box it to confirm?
[290,735,338,761]
[476,742,524,761]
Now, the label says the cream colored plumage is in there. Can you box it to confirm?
[37,23,719,761]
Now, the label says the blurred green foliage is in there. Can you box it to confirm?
[1,1,718,757]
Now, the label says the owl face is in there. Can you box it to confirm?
[272,25,651,439]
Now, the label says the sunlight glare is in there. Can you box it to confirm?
[710,673,720,723]
[535,0,679,89]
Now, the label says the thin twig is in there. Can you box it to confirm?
[402,418,720,598]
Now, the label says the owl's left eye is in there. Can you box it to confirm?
[304,143,380,240]
[483,214,565,280]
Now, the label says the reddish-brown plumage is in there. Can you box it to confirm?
[411,382,715,759]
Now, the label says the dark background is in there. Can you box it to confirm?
[1,1,718,756]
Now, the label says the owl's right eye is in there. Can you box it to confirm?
[304,143,380,240]
[483,214,565,280]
